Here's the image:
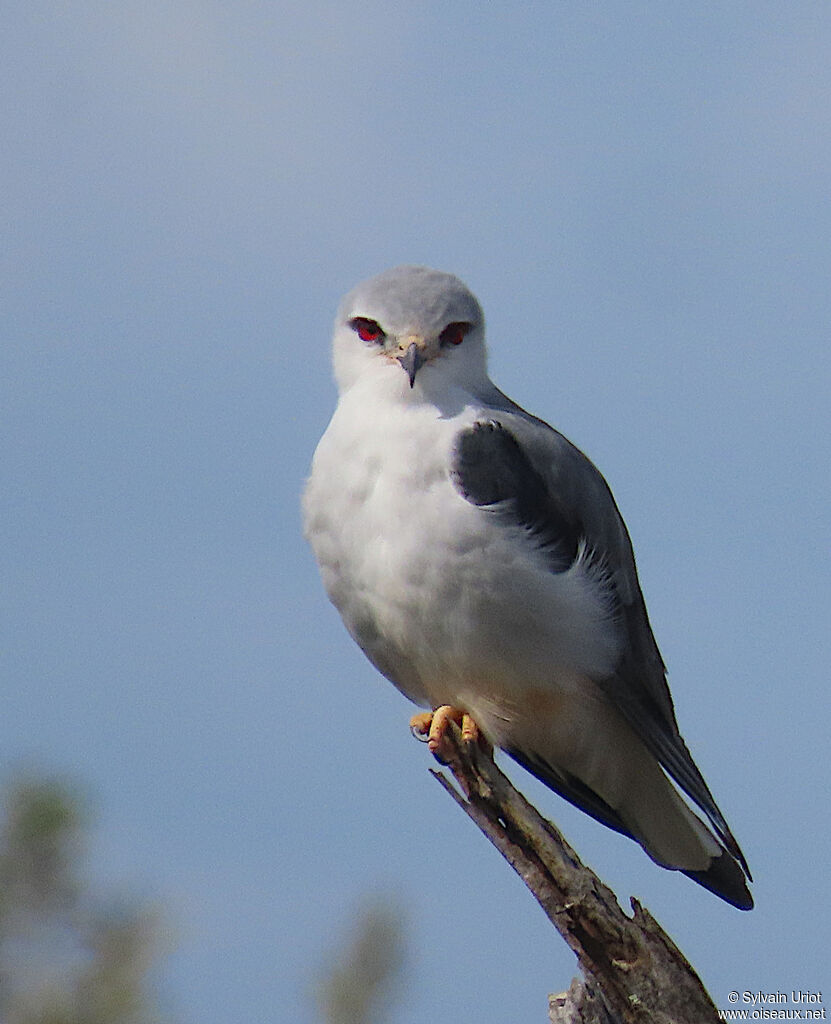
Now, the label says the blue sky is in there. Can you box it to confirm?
[2,3,829,1021]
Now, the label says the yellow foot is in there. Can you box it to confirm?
[409,706,488,761]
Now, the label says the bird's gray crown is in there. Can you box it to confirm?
[338,265,484,335]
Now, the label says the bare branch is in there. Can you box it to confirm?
[429,725,721,1024]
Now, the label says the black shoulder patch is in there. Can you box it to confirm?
[452,421,582,571]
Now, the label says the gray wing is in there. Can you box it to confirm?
[452,398,750,878]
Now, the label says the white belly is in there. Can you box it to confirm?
[304,385,621,717]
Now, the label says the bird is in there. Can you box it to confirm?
[303,265,752,910]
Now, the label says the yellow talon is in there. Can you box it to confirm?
[461,713,480,744]
[409,706,491,760]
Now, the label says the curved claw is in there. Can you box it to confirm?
[408,706,487,761]
[409,712,432,743]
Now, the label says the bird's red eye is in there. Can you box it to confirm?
[350,317,385,344]
[439,321,471,347]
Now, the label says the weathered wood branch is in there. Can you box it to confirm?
[428,724,721,1024]
[549,977,621,1024]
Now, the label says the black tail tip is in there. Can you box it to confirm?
[683,850,754,910]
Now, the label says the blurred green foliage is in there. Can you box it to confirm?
[0,776,169,1024]
[317,901,405,1024]
[0,775,407,1023]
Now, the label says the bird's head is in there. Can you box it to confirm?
[332,266,488,395]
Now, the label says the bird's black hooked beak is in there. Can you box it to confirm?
[397,342,424,388]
